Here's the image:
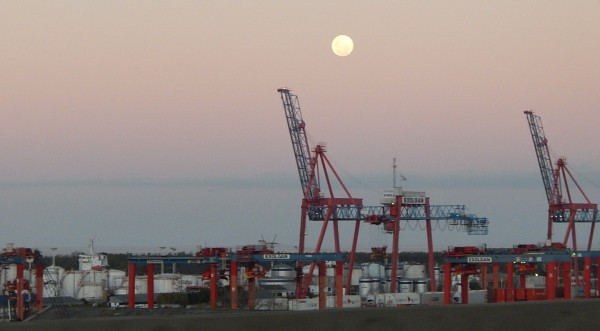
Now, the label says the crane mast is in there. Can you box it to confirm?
[524,110,557,204]
[278,88,318,200]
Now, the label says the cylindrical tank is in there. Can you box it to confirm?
[347,266,363,287]
[385,265,403,278]
[108,269,126,289]
[358,278,382,298]
[383,277,392,293]
[81,270,104,299]
[61,271,83,298]
[154,274,181,293]
[371,278,382,295]
[42,265,65,297]
[120,278,145,294]
[259,277,296,292]
[403,264,426,279]
[300,264,336,286]
[359,278,372,298]
[362,263,385,278]
[414,279,429,293]
[399,279,414,293]
[78,283,103,300]
[270,264,296,279]
[181,274,200,289]
[114,287,128,295]
[62,270,105,300]
[134,277,148,294]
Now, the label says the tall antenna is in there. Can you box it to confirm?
[393,157,397,188]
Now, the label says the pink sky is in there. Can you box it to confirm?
[1,1,599,253]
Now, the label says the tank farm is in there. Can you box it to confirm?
[1,91,599,322]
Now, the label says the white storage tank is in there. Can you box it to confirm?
[116,278,146,295]
[399,279,414,293]
[107,269,126,290]
[434,265,440,290]
[371,278,382,295]
[62,269,106,300]
[358,278,381,298]
[61,271,83,298]
[42,265,65,297]
[359,278,371,298]
[270,264,296,279]
[362,263,385,278]
[382,277,392,293]
[259,277,296,292]
[385,265,403,278]
[403,264,426,279]
[154,273,182,293]
[181,274,200,288]
[346,266,363,287]
[121,277,148,294]
[300,264,333,286]
[114,287,128,295]
[78,282,103,300]
[414,279,429,293]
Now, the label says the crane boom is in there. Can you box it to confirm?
[278,88,318,200]
[524,110,556,203]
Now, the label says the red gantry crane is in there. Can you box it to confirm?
[279,88,489,297]
[524,110,599,251]
[279,87,363,297]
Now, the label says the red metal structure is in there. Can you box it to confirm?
[196,247,230,258]
[128,255,221,309]
[0,246,44,321]
[442,249,584,304]
[279,88,488,297]
[128,252,346,310]
[524,110,599,251]
[278,88,363,297]
[446,245,486,257]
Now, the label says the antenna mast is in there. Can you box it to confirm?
[393,157,397,188]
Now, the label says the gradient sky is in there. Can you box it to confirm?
[1,1,599,255]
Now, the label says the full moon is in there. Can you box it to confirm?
[331,35,353,56]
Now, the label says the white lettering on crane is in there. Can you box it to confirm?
[467,257,492,263]
[401,197,426,205]
[263,254,290,260]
